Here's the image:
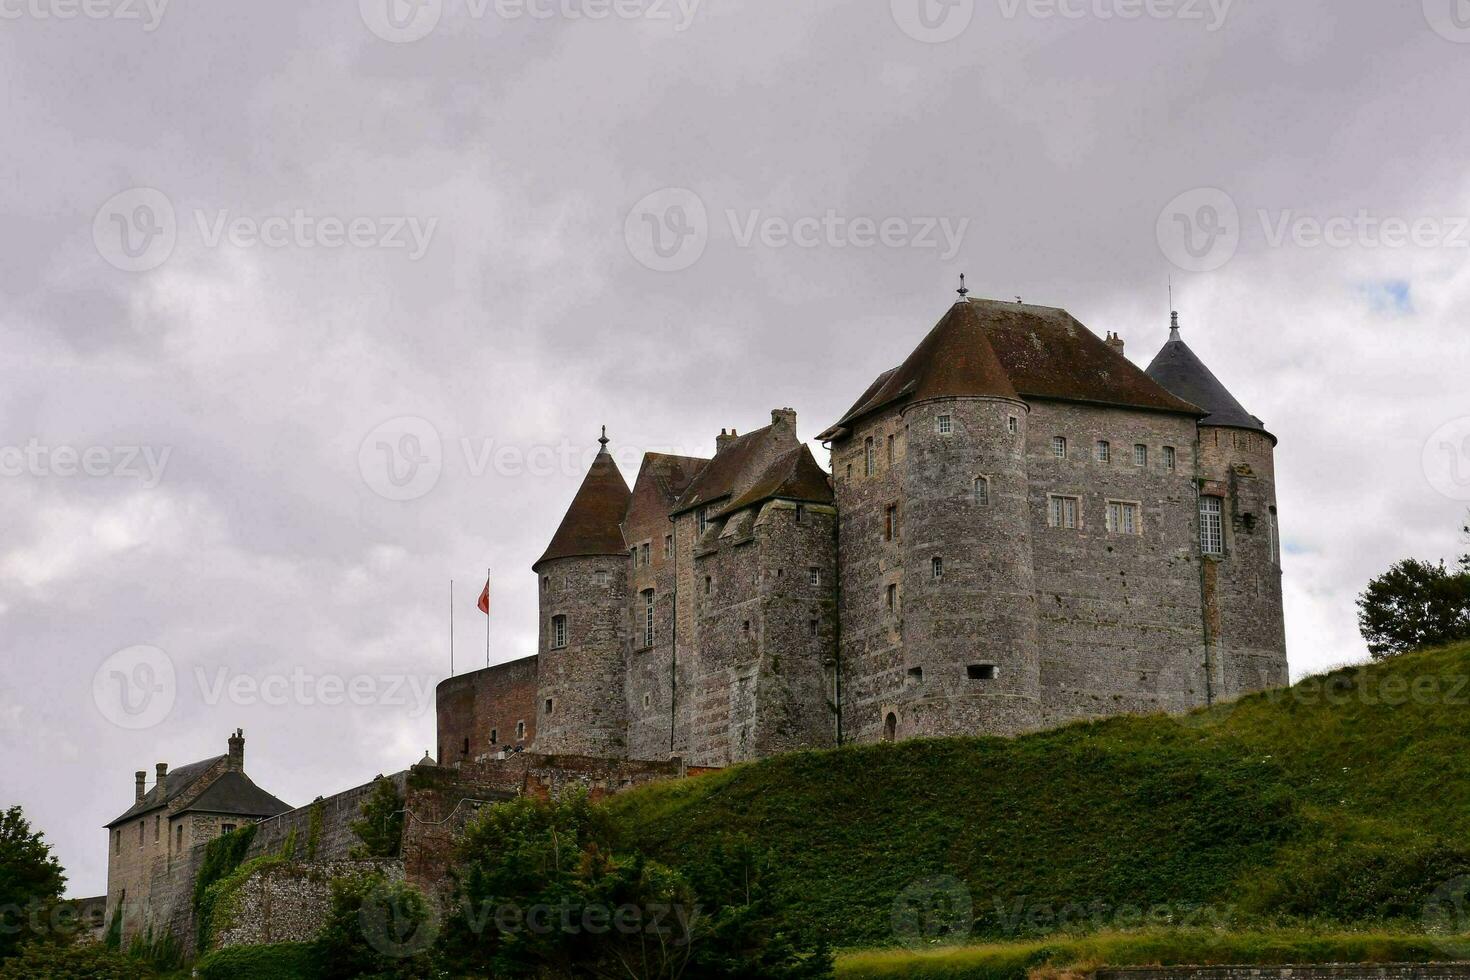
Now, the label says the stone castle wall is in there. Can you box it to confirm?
[535,555,629,757]
[436,657,538,765]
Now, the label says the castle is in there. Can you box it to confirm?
[437,296,1289,768]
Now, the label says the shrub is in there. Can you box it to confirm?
[0,942,153,980]
[194,941,319,980]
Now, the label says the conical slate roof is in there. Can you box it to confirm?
[1145,321,1271,439]
[534,445,632,570]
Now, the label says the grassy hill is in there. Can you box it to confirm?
[605,642,1470,953]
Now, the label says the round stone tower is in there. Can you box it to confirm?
[1146,314,1288,700]
[894,302,1043,736]
[531,432,632,757]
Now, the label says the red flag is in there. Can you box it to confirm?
[477,579,490,615]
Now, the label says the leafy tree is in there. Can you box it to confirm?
[0,942,153,980]
[0,806,66,961]
[314,872,433,980]
[350,779,405,860]
[1357,557,1470,659]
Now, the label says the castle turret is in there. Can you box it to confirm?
[531,431,632,757]
[1147,313,1288,698]
[894,301,1043,737]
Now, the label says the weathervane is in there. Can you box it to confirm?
[956,274,969,300]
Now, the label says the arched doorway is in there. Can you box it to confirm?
[883,712,897,743]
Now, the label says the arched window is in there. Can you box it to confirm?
[973,476,990,506]
[883,712,898,743]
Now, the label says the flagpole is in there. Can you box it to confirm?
[485,566,491,668]
[449,579,455,677]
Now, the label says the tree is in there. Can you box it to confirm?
[0,942,152,980]
[1357,557,1470,659]
[0,806,67,961]
[350,778,405,860]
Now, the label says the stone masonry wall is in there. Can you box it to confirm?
[623,472,682,762]
[535,555,629,757]
[213,861,402,949]
[436,656,538,766]
[247,773,408,865]
[1026,401,1211,728]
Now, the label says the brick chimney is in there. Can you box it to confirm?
[1105,332,1125,355]
[135,770,147,802]
[715,428,739,454]
[155,762,168,798]
[227,729,244,772]
[771,408,797,429]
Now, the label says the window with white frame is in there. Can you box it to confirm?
[641,589,654,648]
[1163,446,1177,473]
[932,556,944,580]
[809,567,821,587]
[594,570,609,587]
[551,615,568,649]
[696,507,709,534]
[886,583,898,613]
[864,437,875,476]
[1106,501,1140,535]
[1199,496,1225,555]
[1134,444,1148,467]
[937,414,953,435]
[1096,440,1111,463]
[1052,436,1067,459]
[640,542,650,567]
[973,476,990,506]
[1048,495,1080,529]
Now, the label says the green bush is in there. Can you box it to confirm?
[314,872,434,980]
[194,941,319,980]
[0,942,154,980]
[192,824,257,951]
[349,778,404,860]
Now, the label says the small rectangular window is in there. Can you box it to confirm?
[932,556,944,580]
[974,477,989,506]
[1048,495,1080,529]
[742,620,751,633]
[490,728,498,745]
[1106,501,1140,535]
[906,666,924,685]
[885,505,897,541]
[886,583,898,613]
[640,543,650,566]
[968,664,998,681]
[697,508,709,534]
[864,438,876,476]
[175,825,182,851]
[643,590,655,648]
[1200,496,1225,555]
[1269,506,1280,566]
[937,415,953,435]
[551,615,568,649]
[593,570,609,587]
[809,619,818,637]
[1095,440,1111,463]
[1164,446,1177,473]
[1052,436,1067,459]
[154,816,160,841]
[1134,444,1148,467]
[516,720,525,739]
[221,824,236,836]
[1008,416,1019,435]
[809,567,821,587]
[795,504,806,524]
[664,534,673,558]
[545,698,554,715]
[704,575,712,595]
[886,433,895,463]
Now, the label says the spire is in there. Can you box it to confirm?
[533,446,631,570]
[1146,325,1272,439]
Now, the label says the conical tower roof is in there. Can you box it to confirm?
[533,437,631,571]
[1145,316,1272,440]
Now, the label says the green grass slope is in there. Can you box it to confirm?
[605,642,1470,951]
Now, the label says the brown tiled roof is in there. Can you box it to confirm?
[640,453,709,506]
[671,424,778,516]
[719,445,833,517]
[827,299,1202,436]
[534,450,632,570]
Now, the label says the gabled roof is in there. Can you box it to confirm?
[1146,322,1272,439]
[534,448,632,570]
[107,756,223,827]
[827,298,1202,437]
[719,445,834,517]
[671,423,794,516]
[636,453,709,508]
[185,771,292,820]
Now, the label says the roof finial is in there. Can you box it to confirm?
[1170,310,1181,341]
[598,425,609,453]
[956,273,969,300]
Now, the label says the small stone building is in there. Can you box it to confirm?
[104,730,289,943]
[437,296,1289,768]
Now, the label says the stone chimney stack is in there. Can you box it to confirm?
[1105,332,1125,355]
[227,729,245,772]
[155,762,168,797]
[135,771,147,802]
[771,407,797,429]
[716,428,739,454]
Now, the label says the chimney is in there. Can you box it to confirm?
[1105,331,1125,355]
[716,428,738,454]
[135,771,147,802]
[155,762,168,798]
[771,408,797,429]
[227,729,244,772]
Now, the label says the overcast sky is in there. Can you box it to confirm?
[3,0,1469,898]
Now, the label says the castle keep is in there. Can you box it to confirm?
[438,297,1289,766]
